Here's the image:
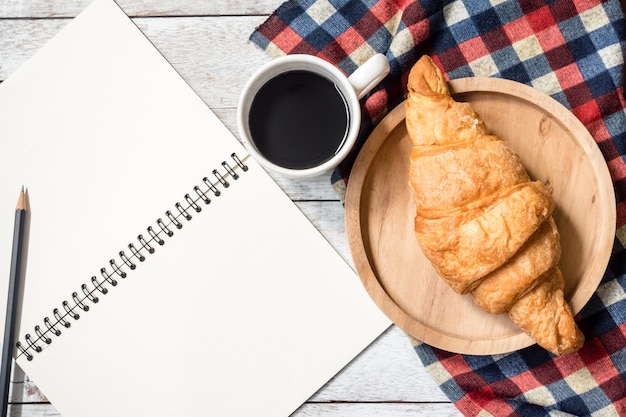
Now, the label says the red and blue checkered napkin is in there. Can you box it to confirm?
[251,1,626,416]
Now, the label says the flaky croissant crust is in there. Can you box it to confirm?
[405,56,584,355]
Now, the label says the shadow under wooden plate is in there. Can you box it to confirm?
[346,77,616,355]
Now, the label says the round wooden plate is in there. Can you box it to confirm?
[345,77,616,355]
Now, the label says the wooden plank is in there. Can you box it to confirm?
[293,402,460,417]
[310,326,449,403]
[0,6,459,417]
[4,402,461,417]
[6,404,59,417]
[0,16,273,110]
[7,362,47,403]
[295,201,351,263]
[0,0,280,18]
[9,327,451,405]
[0,19,70,80]
[0,15,347,203]
[136,16,272,109]
[0,18,342,202]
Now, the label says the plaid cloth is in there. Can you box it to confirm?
[251,1,626,416]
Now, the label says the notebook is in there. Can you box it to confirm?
[0,0,390,415]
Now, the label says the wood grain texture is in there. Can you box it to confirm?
[4,402,462,417]
[0,17,272,109]
[294,403,461,417]
[0,0,279,17]
[345,78,615,355]
[0,1,460,416]
[2,0,620,414]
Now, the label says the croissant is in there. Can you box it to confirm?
[405,55,584,355]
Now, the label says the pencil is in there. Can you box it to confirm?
[0,188,27,417]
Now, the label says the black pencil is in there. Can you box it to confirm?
[0,188,27,417]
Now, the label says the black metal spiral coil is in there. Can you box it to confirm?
[15,153,249,361]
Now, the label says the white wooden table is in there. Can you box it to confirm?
[0,1,461,416]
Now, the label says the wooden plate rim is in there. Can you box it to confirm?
[345,77,616,355]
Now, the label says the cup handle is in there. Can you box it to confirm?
[348,53,390,100]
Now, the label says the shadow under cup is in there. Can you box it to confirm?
[239,59,362,176]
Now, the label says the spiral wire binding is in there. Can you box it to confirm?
[15,153,249,361]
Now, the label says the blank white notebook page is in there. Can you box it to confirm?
[0,0,391,416]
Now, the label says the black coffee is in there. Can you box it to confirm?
[248,70,350,170]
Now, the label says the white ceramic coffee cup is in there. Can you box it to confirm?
[237,53,390,178]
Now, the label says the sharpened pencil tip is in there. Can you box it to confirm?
[16,188,26,211]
